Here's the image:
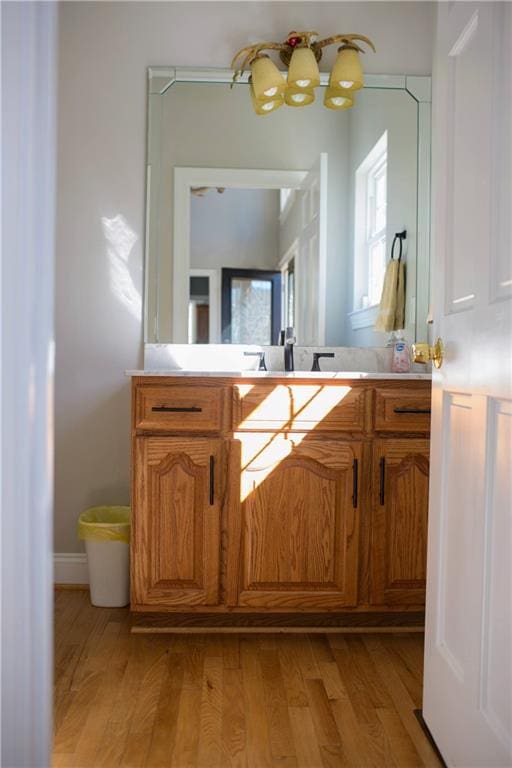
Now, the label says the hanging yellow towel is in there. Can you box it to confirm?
[374,259,405,332]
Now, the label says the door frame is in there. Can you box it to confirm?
[221,267,281,345]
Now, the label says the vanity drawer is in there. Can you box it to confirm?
[374,387,431,433]
[233,383,367,432]
[135,385,223,432]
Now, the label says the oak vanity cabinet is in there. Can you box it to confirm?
[370,439,430,606]
[131,436,223,607]
[370,387,432,606]
[226,434,362,609]
[131,381,227,608]
[131,376,431,626]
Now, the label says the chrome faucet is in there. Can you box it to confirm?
[283,326,296,372]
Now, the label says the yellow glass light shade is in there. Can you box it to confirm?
[250,83,283,115]
[324,86,354,110]
[250,55,286,100]
[287,47,320,89]
[330,46,364,90]
[284,86,315,107]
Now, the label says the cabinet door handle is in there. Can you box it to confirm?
[352,458,359,508]
[151,405,202,413]
[393,407,431,414]
[379,457,386,505]
[209,455,215,505]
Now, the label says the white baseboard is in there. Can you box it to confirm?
[54,553,89,584]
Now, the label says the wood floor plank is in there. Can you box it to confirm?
[197,656,223,767]
[305,678,341,747]
[330,697,376,768]
[320,744,349,768]
[277,638,309,707]
[376,707,423,767]
[317,660,349,703]
[363,635,441,767]
[331,639,399,768]
[170,687,202,767]
[259,648,296,761]
[241,638,273,768]
[62,621,127,766]
[52,595,441,768]
[221,668,247,767]
[222,635,241,670]
[308,635,336,664]
[381,635,424,708]
[144,653,184,767]
[288,706,324,768]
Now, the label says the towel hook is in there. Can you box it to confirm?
[391,229,407,262]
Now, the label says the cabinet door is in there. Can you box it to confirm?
[371,439,429,606]
[227,434,361,609]
[132,437,222,608]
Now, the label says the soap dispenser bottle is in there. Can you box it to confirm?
[391,331,411,373]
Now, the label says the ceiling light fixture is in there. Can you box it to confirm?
[231,30,375,115]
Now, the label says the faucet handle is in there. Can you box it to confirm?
[243,350,267,371]
[311,352,335,372]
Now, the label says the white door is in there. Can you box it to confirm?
[424,3,512,767]
[2,3,57,766]
[280,153,327,345]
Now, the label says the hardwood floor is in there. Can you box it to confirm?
[53,590,441,768]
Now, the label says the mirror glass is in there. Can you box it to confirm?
[145,70,430,347]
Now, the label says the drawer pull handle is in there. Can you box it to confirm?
[352,458,359,508]
[209,455,215,505]
[151,406,202,413]
[393,407,431,414]
[379,457,386,505]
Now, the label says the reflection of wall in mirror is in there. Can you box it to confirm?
[190,188,279,271]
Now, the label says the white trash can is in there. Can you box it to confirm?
[78,506,131,607]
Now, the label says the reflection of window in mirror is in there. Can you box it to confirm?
[354,131,388,310]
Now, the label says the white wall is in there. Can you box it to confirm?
[191,188,280,271]
[55,1,434,553]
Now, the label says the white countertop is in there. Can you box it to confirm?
[126,370,432,381]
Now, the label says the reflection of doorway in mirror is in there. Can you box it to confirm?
[188,269,220,343]
[221,268,281,345]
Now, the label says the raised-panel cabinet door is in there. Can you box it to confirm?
[227,434,361,609]
[371,439,429,606]
[131,437,222,608]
